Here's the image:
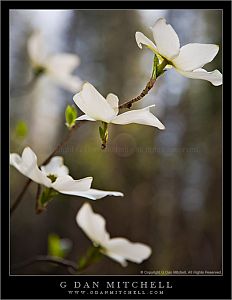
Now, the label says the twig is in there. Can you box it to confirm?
[12,246,102,274]
[12,255,79,273]
[10,178,32,214]
[40,121,84,166]
[119,77,156,109]
[10,121,86,216]
[119,58,168,110]
[35,184,42,214]
[10,58,168,214]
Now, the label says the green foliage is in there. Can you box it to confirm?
[65,105,77,129]
[152,55,159,79]
[157,58,168,77]
[36,187,59,214]
[152,55,168,79]
[40,188,58,205]
[99,122,108,149]
[78,246,103,271]
[48,234,72,258]
[99,126,104,140]
[15,121,28,139]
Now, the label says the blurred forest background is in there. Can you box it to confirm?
[10,9,222,275]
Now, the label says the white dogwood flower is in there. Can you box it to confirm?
[135,18,222,86]
[76,203,152,267]
[73,82,165,129]
[27,31,83,92]
[10,147,123,200]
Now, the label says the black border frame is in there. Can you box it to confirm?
[1,1,231,299]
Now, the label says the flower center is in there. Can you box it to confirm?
[33,65,46,77]
[47,174,57,183]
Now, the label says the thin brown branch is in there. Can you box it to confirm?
[12,246,102,274]
[118,77,156,109]
[10,121,86,216]
[12,255,79,273]
[41,121,85,166]
[119,58,168,110]
[35,184,42,214]
[10,58,167,214]
[10,178,32,214]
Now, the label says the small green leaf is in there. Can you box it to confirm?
[65,105,77,129]
[99,126,104,139]
[38,187,58,207]
[156,58,169,77]
[15,121,28,139]
[78,256,87,270]
[152,55,159,79]
[48,234,62,257]
[48,234,72,258]
[99,122,108,149]
[78,246,103,271]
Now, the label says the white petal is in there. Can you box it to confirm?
[46,53,80,75]
[76,203,110,245]
[103,251,128,267]
[106,93,119,115]
[46,54,82,92]
[176,68,222,86]
[52,175,93,193]
[173,43,219,71]
[135,32,167,64]
[73,82,116,122]
[151,18,180,60]
[111,105,165,130]
[135,32,158,52]
[71,189,124,200]
[50,74,83,93]
[10,147,51,187]
[60,188,123,200]
[103,238,152,267]
[76,114,96,121]
[27,31,47,66]
[41,156,69,177]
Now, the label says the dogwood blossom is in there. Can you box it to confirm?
[27,31,83,92]
[76,203,152,267]
[10,147,123,200]
[135,18,222,86]
[73,82,165,129]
